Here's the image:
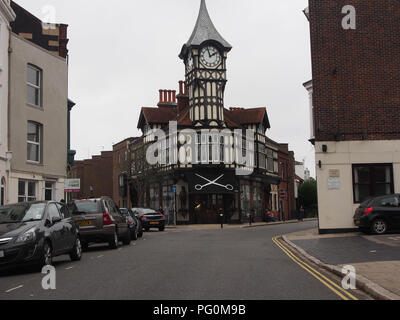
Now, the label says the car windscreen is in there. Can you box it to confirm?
[74,201,101,214]
[0,203,46,224]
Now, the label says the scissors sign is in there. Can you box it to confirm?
[195,174,234,191]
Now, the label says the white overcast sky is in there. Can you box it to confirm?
[16,0,315,177]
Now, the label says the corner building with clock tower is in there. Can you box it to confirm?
[129,0,295,224]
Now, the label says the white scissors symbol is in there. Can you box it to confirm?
[195,174,234,191]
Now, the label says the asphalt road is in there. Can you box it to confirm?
[0,221,366,300]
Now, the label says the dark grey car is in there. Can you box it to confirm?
[69,197,131,250]
[0,201,82,270]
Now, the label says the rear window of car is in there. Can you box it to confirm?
[375,196,399,207]
[360,198,374,207]
[74,201,101,214]
[143,209,158,215]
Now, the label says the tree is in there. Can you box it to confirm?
[298,178,318,212]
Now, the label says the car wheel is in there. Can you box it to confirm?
[371,219,388,235]
[39,241,53,268]
[109,229,119,249]
[132,228,138,241]
[69,237,82,261]
[122,229,131,246]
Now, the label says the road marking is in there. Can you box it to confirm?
[5,285,23,293]
[272,236,359,301]
[370,250,377,253]
[97,255,104,259]
[65,266,74,270]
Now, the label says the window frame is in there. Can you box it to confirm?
[18,180,37,203]
[352,163,394,204]
[27,64,42,107]
[27,121,43,163]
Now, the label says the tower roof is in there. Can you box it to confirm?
[180,0,231,58]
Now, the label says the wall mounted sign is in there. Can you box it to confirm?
[187,171,238,194]
[328,177,340,190]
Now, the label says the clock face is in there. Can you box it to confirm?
[186,52,194,72]
[200,46,221,68]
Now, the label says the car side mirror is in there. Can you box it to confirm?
[51,216,62,224]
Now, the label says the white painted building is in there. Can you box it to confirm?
[0,0,15,205]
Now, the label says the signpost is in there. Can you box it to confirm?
[65,179,81,193]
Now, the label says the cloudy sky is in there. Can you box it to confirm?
[16,0,315,177]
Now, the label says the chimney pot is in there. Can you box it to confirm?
[159,90,163,103]
[172,90,176,102]
[179,81,184,95]
[164,90,168,103]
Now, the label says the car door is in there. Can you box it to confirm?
[108,201,126,236]
[46,203,65,255]
[378,196,400,229]
[57,203,77,250]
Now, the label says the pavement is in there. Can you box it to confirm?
[0,220,367,300]
[165,218,318,230]
[282,228,400,300]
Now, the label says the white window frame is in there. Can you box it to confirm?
[27,121,42,163]
[27,64,42,107]
[18,180,37,203]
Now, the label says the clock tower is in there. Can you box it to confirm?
[179,0,232,127]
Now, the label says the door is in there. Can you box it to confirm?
[57,203,76,250]
[107,200,127,236]
[378,196,400,229]
[47,203,65,254]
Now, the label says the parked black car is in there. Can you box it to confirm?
[132,208,165,232]
[120,208,143,240]
[0,201,82,270]
[354,194,400,234]
[68,197,131,250]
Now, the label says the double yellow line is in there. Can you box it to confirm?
[272,236,358,301]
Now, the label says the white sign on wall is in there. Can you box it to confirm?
[328,177,340,190]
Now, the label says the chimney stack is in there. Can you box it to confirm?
[177,80,189,115]
[158,89,177,108]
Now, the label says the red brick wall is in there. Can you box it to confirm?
[309,0,400,142]
[278,145,296,220]
[112,139,134,208]
[70,152,113,200]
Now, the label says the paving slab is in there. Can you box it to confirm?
[284,228,400,299]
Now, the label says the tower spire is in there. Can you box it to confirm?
[180,0,231,58]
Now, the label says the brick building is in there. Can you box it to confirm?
[112,137,137,209]
[127,0,296,224]
[277,144,296,221]
[70,151,113,200]
[305,1,400,232]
